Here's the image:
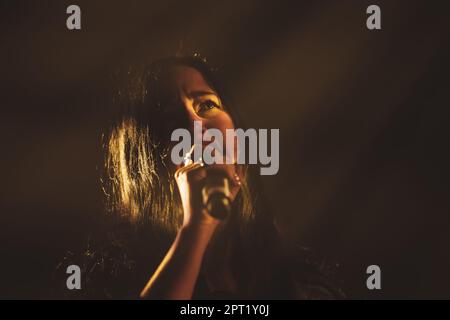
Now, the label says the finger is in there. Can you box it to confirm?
[175,162,204,178]
[204,163,242,192]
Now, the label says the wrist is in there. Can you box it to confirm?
[180,217,219,243]
[182,207,220,229]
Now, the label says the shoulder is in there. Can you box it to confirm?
[53,233,138,299]
[284,245,346,300]
[52,221,172,299]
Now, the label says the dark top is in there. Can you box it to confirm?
[52,222,345,299]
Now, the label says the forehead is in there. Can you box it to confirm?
[168,65,216,94]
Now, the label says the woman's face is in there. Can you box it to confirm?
[166,65,237,168]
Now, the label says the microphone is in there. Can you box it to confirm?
[202,170,232,220]
[180,144,231,220]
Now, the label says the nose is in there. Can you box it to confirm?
[161,94,191,133]
[182,100,207,143]
[165,95,207,137]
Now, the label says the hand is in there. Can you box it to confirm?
[175,162,242,229]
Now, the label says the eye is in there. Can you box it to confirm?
[196,99,221,115]
[200,100,219,110]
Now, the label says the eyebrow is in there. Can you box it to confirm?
[188,90,218,99]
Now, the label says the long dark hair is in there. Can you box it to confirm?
[100,55,343,299]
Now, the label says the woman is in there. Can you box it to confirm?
[58,55,343,299]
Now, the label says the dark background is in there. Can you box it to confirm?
[0,0,449,299]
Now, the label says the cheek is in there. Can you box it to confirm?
[206,111,235,133]
[205,112,238,163]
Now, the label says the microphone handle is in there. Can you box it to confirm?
[202,172,232,220]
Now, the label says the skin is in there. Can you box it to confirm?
[140,66,242,299]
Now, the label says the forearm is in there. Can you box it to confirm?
[140,223,216,299]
